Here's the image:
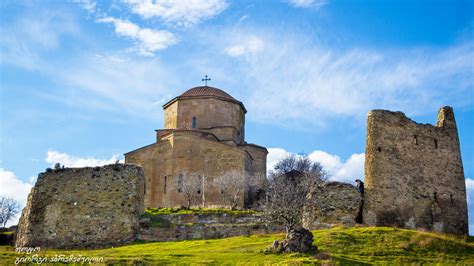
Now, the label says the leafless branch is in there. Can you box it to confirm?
[0,197,20,228]
[214,170,248,210]
[173,172,203,208]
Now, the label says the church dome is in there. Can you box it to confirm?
[163,85,246,113]
[180,86,237,102]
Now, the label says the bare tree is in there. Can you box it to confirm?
[0,197,20,228]
[214,170,248,210]
[174,172,203,209]
[273,154,326,179]
[263,155,326,233]
[200,175,212,208]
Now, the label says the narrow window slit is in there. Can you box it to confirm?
[164,176,167,194]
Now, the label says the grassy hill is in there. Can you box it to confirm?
[1,227,473,264]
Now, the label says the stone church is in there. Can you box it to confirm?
[125,86,268,208]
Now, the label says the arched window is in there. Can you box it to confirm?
[192,116,197,128]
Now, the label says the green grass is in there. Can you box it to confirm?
[144,207,258,215]
[1,227,473,265]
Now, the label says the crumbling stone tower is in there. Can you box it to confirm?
[364,106,468,235]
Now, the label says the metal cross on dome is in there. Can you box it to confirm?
[202,75,211,86]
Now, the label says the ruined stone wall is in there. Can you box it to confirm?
[364,106,468,235]
[138,213,282,242]
[15,164,145,249]
[303,182,361,229]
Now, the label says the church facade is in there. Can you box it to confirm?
[125,86,268,208]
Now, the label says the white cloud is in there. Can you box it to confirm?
[0,169,33,206]
[0,169,33,226]
[98,17,176,56]
[466,178,474,204]
[267,148,364,184]
[466,178,474,235]
[266,148,292,173]
[287,0,328,8]
[226,36,264,57]
[124,0,228,28]
[46,150,123,168]
[309,152,365,183]
[79,0,97,14]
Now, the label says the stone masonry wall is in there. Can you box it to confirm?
[239,144,268,178]
[303,182,361,229]
[139,213,282,242]
[364,106,468,235]
[15,164,145,249]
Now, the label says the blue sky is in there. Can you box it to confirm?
[0,0,473,232]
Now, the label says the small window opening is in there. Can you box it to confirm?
[434,139,438,149]
[414,135,418,145]
[164,176,167,194]
[192,116,197,128]
[377,147,382,152]
[433,192,437,201]
[450,194,453,203]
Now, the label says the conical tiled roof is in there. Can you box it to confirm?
[180,86,237,101]
[163,86,246,113]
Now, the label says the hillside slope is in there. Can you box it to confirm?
[1,227,473,264]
